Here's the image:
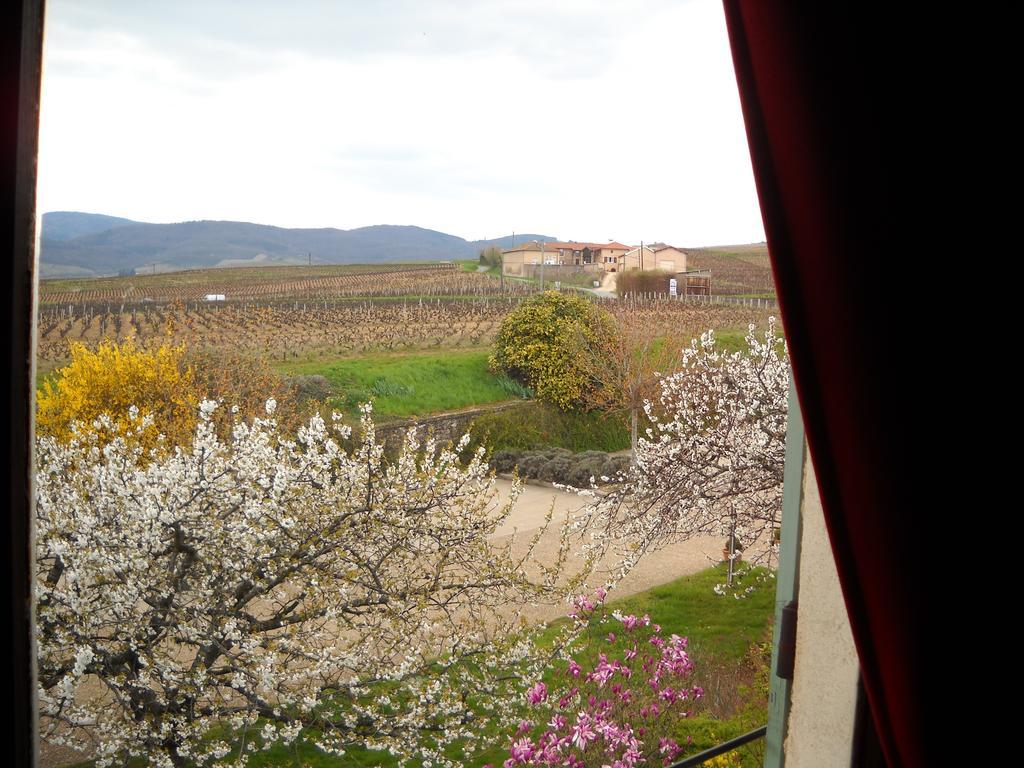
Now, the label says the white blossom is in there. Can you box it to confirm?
[35,403,597,766]
[580,319,789,586]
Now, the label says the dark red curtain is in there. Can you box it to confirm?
[721,3,920,767]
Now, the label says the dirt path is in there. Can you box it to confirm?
[491,478,728,622]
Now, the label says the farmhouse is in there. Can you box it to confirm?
[649,243,688,272]
[500,240,632,276]
[501,240,688,276]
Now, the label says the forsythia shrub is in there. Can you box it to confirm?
[36,339,200,450]
[489,291,616,411]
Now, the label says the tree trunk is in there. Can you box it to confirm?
[630,408,639,460]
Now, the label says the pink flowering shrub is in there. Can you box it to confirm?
[494,590,704,767]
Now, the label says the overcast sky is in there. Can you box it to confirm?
[38,0,765,246]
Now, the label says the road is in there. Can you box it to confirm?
[489,478,729,622]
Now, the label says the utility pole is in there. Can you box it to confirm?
[640,240,644,271]
[501,232,511,291]
[540,240,545,291]
[308,252,311,266]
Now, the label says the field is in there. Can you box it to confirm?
[37,290,775,373]
[687,243,775,296]
[39,263,539,304]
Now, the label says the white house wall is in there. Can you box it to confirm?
[782,455,860,767]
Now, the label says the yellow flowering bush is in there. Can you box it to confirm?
[489,291,616,411]
[36,340,200,450]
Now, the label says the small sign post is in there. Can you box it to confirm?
[669,278,678,298]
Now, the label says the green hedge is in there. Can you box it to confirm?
[490,447,630,486]
[467,401,630,454]
[616,268,677,295]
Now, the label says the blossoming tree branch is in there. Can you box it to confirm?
[35,402,595,767]
[578,319,790,591]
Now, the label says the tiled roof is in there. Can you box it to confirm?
[502,241,543,253]
[543,241,587,250]
[503,240,633,253]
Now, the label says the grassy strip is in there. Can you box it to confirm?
[276,348,527,418]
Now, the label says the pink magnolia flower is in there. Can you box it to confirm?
[570,713,598,749]
[659,737,681,755]
[526,681,548,705]
[500,602,699,768]
[509,736,535,762]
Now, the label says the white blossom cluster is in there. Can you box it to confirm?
[35,402,589,767]
[582,319,789,580]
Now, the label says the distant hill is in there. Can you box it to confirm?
[39,212,557,278]
[42,212,143,241]
[469,234,552,251]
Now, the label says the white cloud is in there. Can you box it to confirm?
[38,0,765,246]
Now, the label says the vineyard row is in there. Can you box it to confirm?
[36,297,776,364]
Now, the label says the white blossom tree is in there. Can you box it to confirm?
[35,401,593,767]
[580,319,789,590]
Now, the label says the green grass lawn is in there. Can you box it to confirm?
[277,348,529,419]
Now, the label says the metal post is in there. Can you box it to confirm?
[765,373,806,768]
[540,241,545,291]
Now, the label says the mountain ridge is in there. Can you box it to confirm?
[40,212,555,278]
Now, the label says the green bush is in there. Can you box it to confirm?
[479,246,503,267]
[483,446,628,486]
[616,269,677,295]
[286,373,332,403]
[516,451,551,477]
[370,377,415,397]
[491,450,521,473]
[343,389,371,409]
[488,291,616,411]
[494,374,534,399]
[565,459,604,487]
[468,401,630,454]
[538,456,573,482]
[602,454,631,478]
